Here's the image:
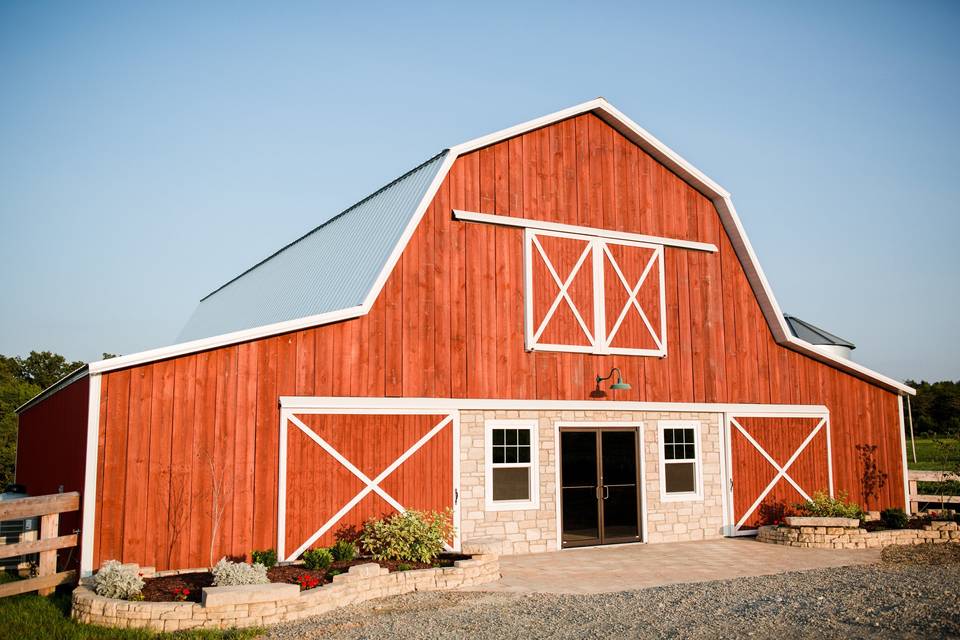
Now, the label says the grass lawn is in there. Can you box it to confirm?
[0,582,259,640]
[906,437,959,471]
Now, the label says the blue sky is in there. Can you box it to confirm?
[1,1,957,381]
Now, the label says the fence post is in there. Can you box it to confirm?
[37,512,60,596]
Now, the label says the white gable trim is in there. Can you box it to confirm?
[78,99,913,396]
[453,210,718,253]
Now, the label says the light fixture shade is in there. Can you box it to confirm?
[610,378,631,391]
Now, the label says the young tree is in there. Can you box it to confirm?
[855,444,888,511]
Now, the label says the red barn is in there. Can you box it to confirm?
[16,99,914,576]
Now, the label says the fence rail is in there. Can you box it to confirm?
[908,470,960,514]
[0,492,79,597]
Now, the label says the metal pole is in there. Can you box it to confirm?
[907,394,917,464]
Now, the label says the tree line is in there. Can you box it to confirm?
[903,380,960,437]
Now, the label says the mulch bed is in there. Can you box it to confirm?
[863,516,934,532]
[139,554,471,603]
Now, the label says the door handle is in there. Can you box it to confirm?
[603,485,610,500]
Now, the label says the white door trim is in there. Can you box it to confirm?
[724,411,832,534]
[553,421,647,551]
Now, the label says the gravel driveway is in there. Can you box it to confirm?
[262,545,960,639]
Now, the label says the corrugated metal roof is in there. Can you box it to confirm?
[784,315,856,349]
[177,151,448,342]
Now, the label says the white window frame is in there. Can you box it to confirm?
[523,228,666,357]
[657,420,703,502]
[485,419,540,511]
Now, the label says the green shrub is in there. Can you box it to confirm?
[880,508,908,529]
[396,563,413,571]
[795,491,864,519]
[251,548,277,569]
[359,509,455,564]
[302,548,333,571]
[331,539,357,562]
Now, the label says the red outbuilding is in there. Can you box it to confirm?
[16,99,914,576]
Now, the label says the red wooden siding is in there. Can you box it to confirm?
[15,375,89,572]
[90,112,906,569]
[285,414,452,553]
[729,416,831,530]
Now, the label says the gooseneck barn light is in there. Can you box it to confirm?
[590,367,631,398]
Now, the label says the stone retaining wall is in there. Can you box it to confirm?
[758,520,960,549]
[72,555,499,632]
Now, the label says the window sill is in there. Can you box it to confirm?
[485,500,539,512]
[659,493,703,503]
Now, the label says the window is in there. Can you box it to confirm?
[523,229,666,357]
[658,421,702,501]
[485,420,539,511]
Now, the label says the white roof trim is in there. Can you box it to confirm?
[280,396,829,414]
[81,98,914,396]
[15,365,89,414]
[453,210,718,253]
[87,305,366,374]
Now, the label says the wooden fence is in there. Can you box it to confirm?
[909,470,960,514]
[0,492,79,597]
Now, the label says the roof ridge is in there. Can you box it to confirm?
[200,149,448,302]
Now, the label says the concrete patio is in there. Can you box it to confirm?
[463,537,881,594]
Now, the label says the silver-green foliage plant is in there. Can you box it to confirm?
[796,490,864,520]
[93,560,145,600]
[359,509,455,564]
[211,557,270,586]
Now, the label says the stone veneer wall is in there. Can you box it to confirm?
[458,410,724,553]
[72,556,499,632]
[758,521,960,549]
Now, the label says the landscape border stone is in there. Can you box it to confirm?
[71,556,500,632]
[758,520,960,550]
[783,516,861,528]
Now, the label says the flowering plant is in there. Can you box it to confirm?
[296,573,320,590]
[171,587,191,602]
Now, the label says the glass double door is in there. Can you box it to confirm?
[560,428,641,547]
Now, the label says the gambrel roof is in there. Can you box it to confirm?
[178,152,447,342]
[83,98,913,395]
